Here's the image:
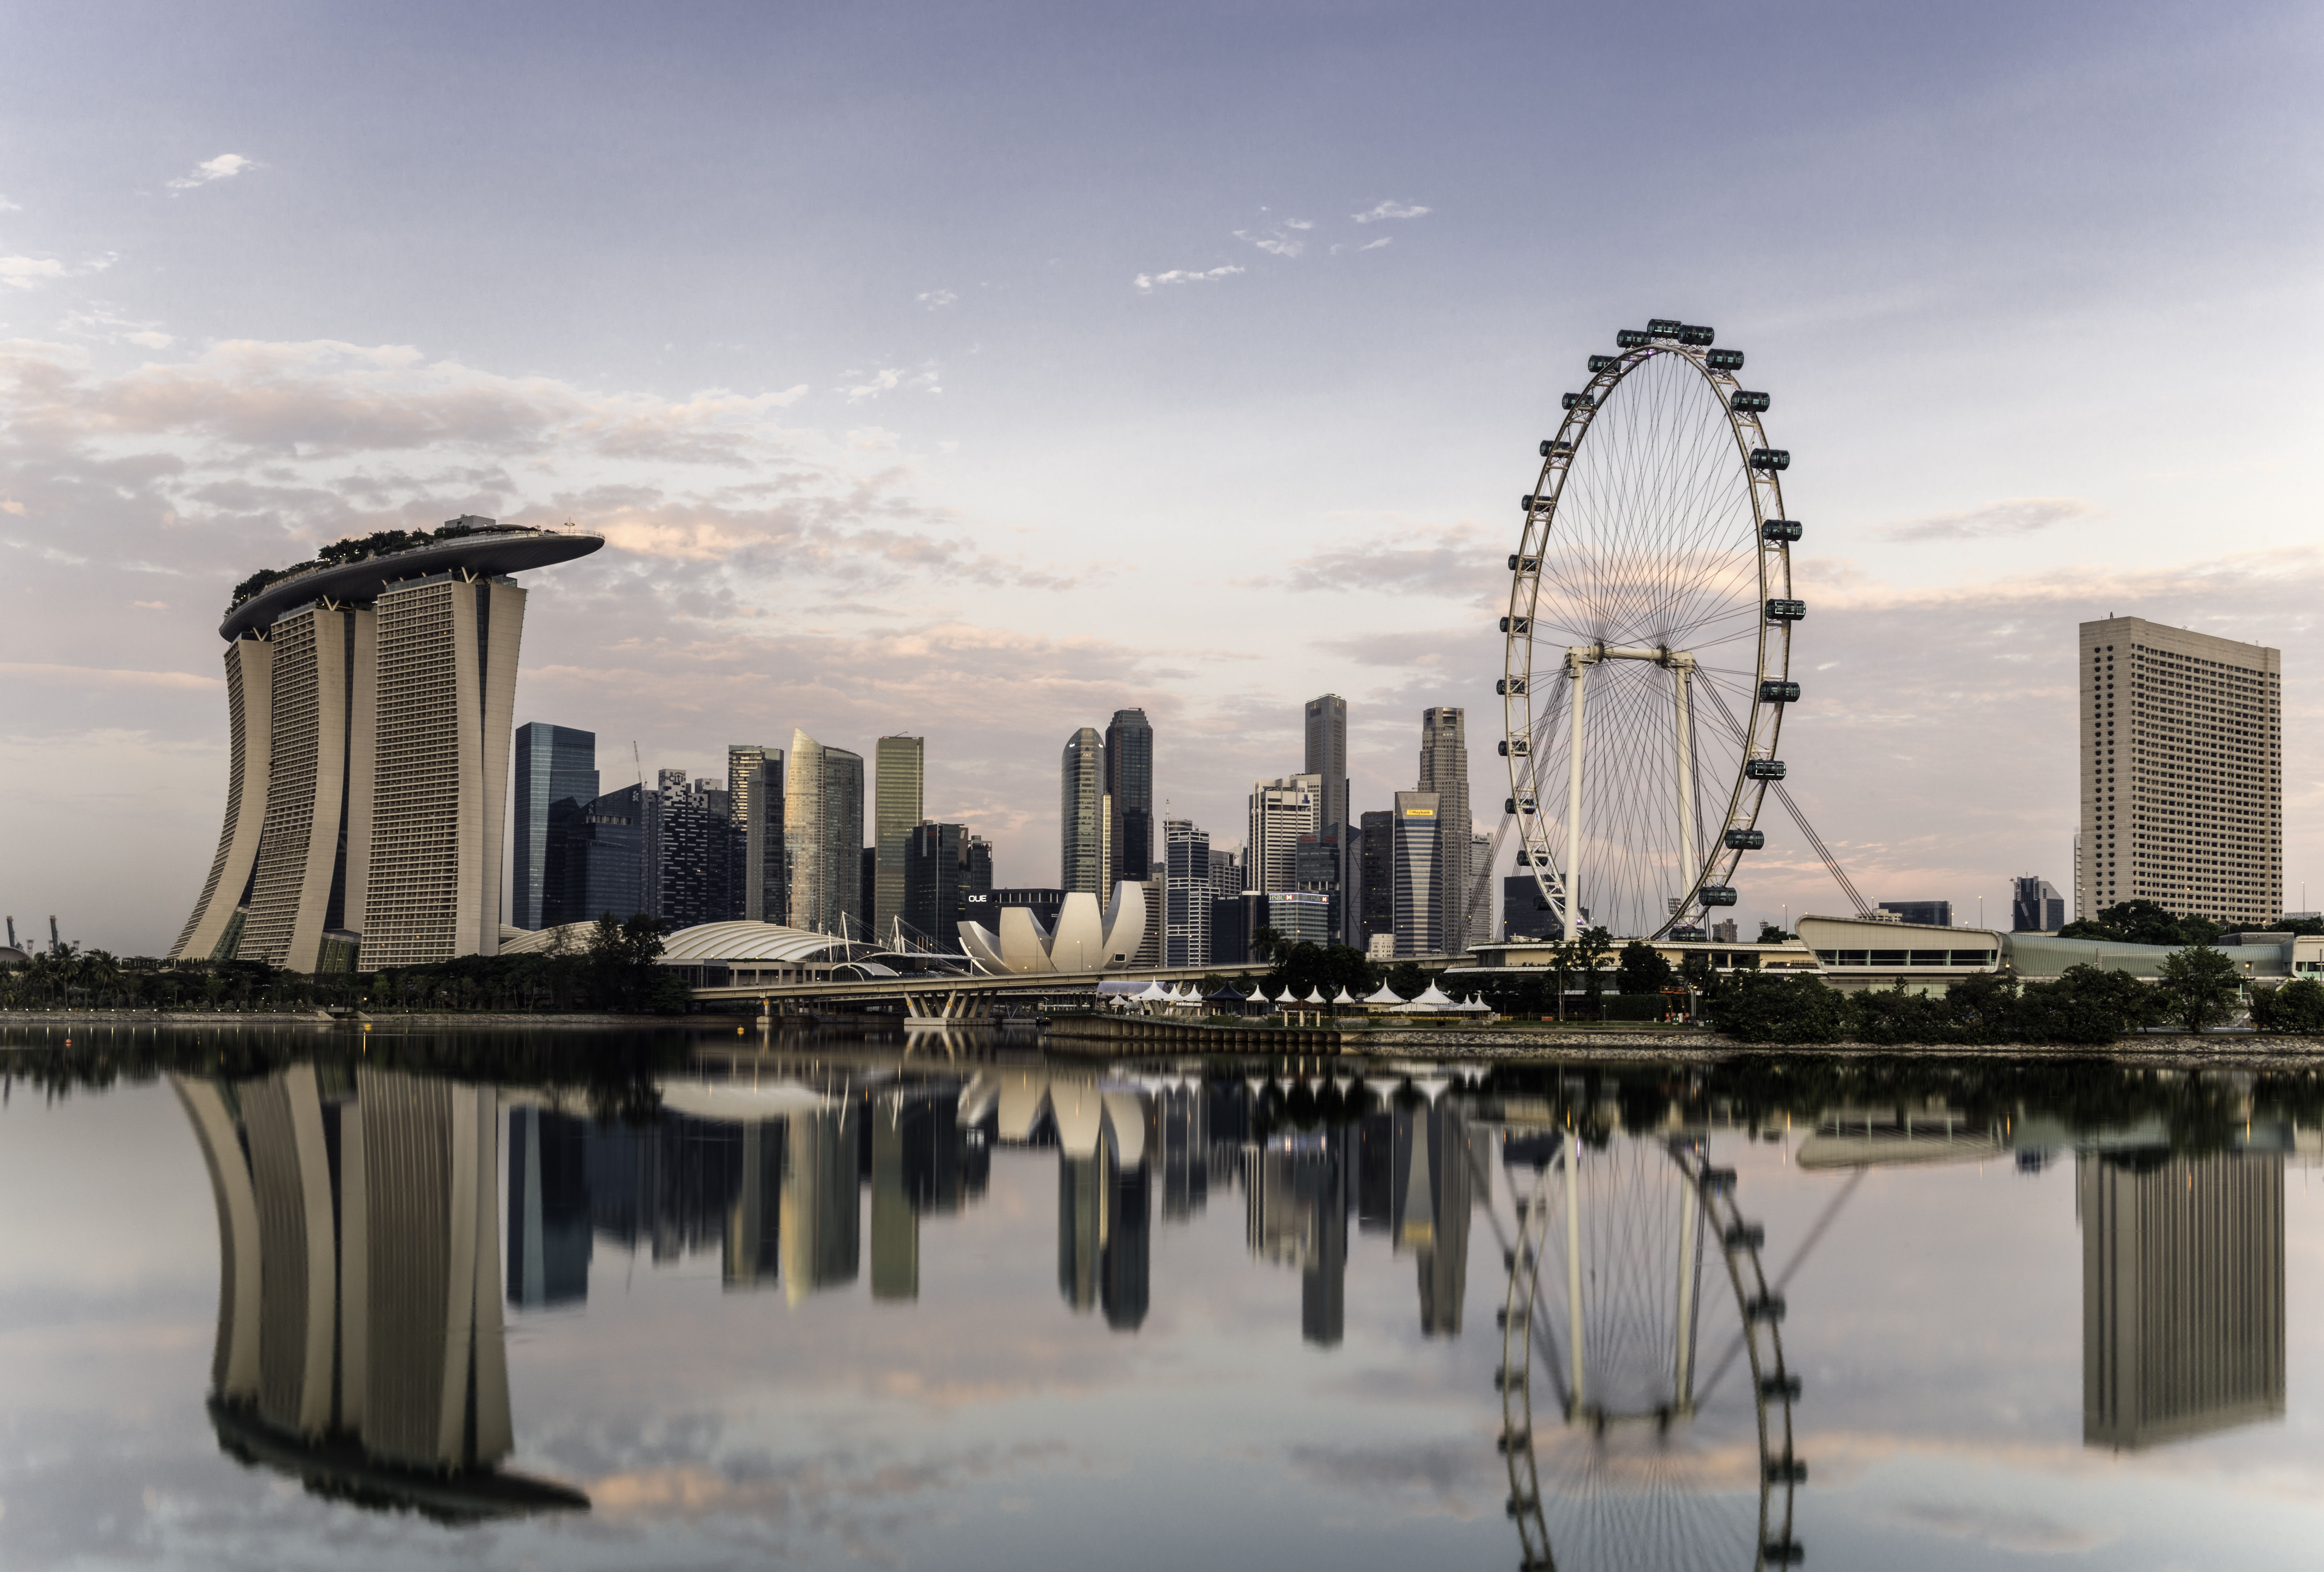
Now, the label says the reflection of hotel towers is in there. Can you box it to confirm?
[2080,1151,2286,1449]
[508,1093,992,1307]
[169,1067,578,1509]
[1391,1098,1478,1337]
[1244,1129,1352,1345]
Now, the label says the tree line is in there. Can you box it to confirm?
[0,915,693,1015]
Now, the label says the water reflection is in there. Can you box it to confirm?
[2080,1150,2285,1450]
[172,1066,587,1522]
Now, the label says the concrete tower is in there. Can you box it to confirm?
[874,735,926,942]
[1418,707,1472,954]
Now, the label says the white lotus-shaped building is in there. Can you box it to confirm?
[958,884,1147,975]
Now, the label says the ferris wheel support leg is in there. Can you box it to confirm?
[1566,1131,1586,1418]
[1671,655,1696,917]
[1562,651,1590,944]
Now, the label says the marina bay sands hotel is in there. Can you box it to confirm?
[171,520,603,972]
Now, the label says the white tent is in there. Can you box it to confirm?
[1330,986,1360,1006]
[1453,993,1492,1015]
[1133,980,1174,1003]
[1394,982,1459,1013]
[1362,981,1404,1007]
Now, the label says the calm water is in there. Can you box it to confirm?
[4,1026,2323,1571]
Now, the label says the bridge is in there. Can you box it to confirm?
[690,961,1277,1021]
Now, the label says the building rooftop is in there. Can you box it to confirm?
[220,526,603,641]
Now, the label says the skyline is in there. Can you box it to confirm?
[4,2,2322,954]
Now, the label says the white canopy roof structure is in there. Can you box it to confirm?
[1362,981,1404,1005]
[1453,994,1492,1014]
[1394,982,1459,1013]
[1330,986,1359,1005]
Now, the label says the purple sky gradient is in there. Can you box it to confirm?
[2,0,2319,952]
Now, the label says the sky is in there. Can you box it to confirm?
[1,0,2320,955]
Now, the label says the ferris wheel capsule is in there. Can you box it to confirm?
[1706,348,1745,371]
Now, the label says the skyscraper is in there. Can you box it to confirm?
[1304,695,1350,939]
[1163,819,1211,967]
[1249,774,1322,893]
[1105,710,1153,897]
[2012,876,2065,934]
[786,731,865,937]
[731,746,786,924]
[173,521,603,971]
[512,724,598,930]
[2079,617,2282,926]
[874,735,925,942]
[903,821,968,951]
[1358,809,1395,946]
[543,782,647,925]
[1417,708,1472,954]
[1393,791,1442,956]
[966,834,994,897]
[1061,727,1107,895]
[658,777,735,931]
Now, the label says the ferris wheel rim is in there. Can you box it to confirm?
[1501,329,1795,942]
[1497,1136,1800,1572]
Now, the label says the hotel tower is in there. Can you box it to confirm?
[2077,617,2280,927]
[171,520,602,971]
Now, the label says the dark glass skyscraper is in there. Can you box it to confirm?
[1304,695,1349,940]
[903,821,968,951]
[512,724,598,931]
[1358,809,1395,946]
[544,783,647,925]
[1105,709,1153,884]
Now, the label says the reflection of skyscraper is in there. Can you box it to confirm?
[724,1119,786,1291]
[872,1095,918,1301]
[172,1067,584,1518]
[1245,1131,1349,1346]
[782,1104,862,1304]
[2080,1150,2285,1449]
[1154,1083,1210,1222]
[1055,1088,1152,1331]
[508,1107,591,1308]
[1391,1098,1473,1336]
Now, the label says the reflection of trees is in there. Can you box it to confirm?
[173,1065,586,1522]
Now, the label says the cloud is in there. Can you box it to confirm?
[1352,200,1430,223]
[166,154,255,191]
[1133,266,1244,292]
[1235,229,1305,258]
[841,365,940,402]
[1880,496,2099,542]
[0,194,21,213]
[1281,523,1498,601]
[0,256,68,290]
[1886,1500,2118,1555]
[1284,218,1313,230]
[916,289,958,309]
[1360,237,1392,251]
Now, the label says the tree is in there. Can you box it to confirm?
[2157,944,2242,1033]
[1756,923,1794,943]
[2015,964,2156,1044]
[1384,961,1429,1001]
[2251,978,2324,1034]
[1574,926,1616,1016]
[1705,972,1848,1044]
[1944,972,2021,1042]
[1615,940,1675,997]
[1850,983,1955,1045]
[1250,925,1289,966]
[2060,900,2220,949]
[1265,943,1378,1002]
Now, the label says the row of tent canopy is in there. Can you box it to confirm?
[1098,979,1492,1015]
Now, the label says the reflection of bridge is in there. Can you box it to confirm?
[172,1067,588,1521]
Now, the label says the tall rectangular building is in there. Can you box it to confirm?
[730,746,785,924]
[903,821,967,951]
[1304,695,1350,939]
[544,783,647,925]
[2080,618,2281,927]
[1249,774,1321,894]
[786,731,864,937]
[1418,708,1472,954]
[1163,819,1211,968]
[1358,809,1395,946]
[1105,710,1153,897]
[513,724,598,931]
[1061,727,1107,895]
[873,735,925,942]
[1393,791,1441,957]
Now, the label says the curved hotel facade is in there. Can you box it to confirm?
[171,522,603,971]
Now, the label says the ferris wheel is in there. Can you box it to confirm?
[1498,318,1801,941]
[1498,1135,1803,1572]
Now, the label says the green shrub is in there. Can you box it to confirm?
[1707,972,1848,1044]
[1850,984,1956,1045]
[1601,993,1670,1022]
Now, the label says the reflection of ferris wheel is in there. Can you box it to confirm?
[1498,318,1801,941]
[1497,1136,1802,1571]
